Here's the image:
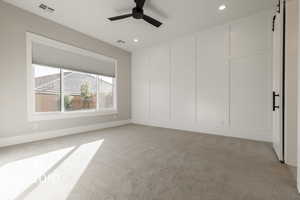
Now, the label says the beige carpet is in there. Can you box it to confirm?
[0,124,299,200]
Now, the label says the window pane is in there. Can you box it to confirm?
[99,76,114,109]
[63,70,97,111]
[34,65,61,112]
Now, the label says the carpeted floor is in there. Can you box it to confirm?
[0,124,299,200]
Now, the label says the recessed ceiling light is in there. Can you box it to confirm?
[133,38,139,43]
[219,4,226,11]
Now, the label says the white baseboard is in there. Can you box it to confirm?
[286,159,297,167]
[132,119,272,142]
[0,120,131,148]
[298,170,300,193]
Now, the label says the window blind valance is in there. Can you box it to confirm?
[32,42,116,77]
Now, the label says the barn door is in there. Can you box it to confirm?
[272,0,285,162]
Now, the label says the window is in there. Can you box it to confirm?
[27,33,117,121]
[34,65,61,112]
[63,70,97,112]
[99,76,114,109]
[33,65,116,115]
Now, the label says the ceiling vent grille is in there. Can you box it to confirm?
[39,4,55,13]
[117,40,126,44]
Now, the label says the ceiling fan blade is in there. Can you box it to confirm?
[143,15,162,27]
[108,14,132,21]
[135,0,146,8]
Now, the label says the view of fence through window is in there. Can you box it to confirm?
[63,70,97,111]
[99,76,114,109]
[34,64,114,113]
[34,65,61,112]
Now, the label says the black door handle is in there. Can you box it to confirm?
[273,91,280,111]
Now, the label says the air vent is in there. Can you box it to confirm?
[39,4,47,10]
[117,40,126,44]
[39,4,55,13]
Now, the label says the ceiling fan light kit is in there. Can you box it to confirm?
[108,0,163,28]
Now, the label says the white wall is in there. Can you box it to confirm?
[285,0,299,167]
[297,0,300,192]
[0,2,131,139]
[132,11,273,142]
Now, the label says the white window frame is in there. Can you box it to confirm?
[26,32,118,121]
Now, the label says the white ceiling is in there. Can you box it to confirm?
[3,0,275,52]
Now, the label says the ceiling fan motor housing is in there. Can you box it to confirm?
[108,0,162,28]
[132,7,144,19]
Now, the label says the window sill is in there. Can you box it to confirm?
[28,110,118,122]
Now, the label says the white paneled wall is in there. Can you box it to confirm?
[132,11,273,142]
[171,36,196,123]
[149,45,170,122]
[132,50,150,121]
[230,55,271,130]
[197,26,229,127]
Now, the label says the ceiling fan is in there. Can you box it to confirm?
[108,0,163,28]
